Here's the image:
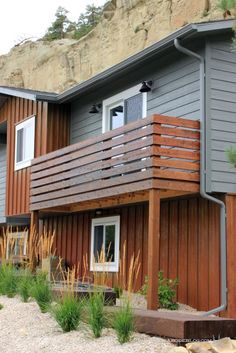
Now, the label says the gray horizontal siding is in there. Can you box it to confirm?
[0,144,6,224]
[147,57,200,119]
[70,55,201,144]
[206,39,236,193]
[70,102,102,144]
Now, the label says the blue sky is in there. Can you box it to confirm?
[0,0,106,55]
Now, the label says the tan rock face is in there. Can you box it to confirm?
[0,0,227,92]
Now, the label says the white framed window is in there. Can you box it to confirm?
[102,85,147,132]
[90,216,120,272]
[15,115,35,171]
[6,231,28,260]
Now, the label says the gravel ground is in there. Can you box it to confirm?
[117,291,198,314]
[0,296,174,353]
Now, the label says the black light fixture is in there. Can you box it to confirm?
[139,80,153,93]
[89,103,102,114]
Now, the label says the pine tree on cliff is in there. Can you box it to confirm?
[44,7,73,41]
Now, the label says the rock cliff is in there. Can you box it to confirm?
[0,0,227,92]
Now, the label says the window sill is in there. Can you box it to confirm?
[14,159,32,171]
[90,263,119,273]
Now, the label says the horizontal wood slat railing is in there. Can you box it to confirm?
[30,114,200,211]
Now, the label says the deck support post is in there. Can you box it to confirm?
[225,195,236,318]
[30,211,39,236]
[147,189,161,310]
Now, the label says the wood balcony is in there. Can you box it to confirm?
[30,114,200,212]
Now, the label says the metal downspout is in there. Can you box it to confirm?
[174,38,227,316]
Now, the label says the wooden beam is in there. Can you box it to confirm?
[147,189,161,310]
[30,211,39,235]
[224,194,236,318]
[70,191,149,212]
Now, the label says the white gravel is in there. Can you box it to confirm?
[0,296,174,353]
[117,291,198,314]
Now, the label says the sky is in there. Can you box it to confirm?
[0,0,106,55]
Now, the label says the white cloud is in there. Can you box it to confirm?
[0,0,106,55]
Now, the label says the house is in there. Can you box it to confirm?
[0,19,236,317]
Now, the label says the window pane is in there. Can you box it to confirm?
[110,105,124,130]
[93,225,103,262]
[24,124,34,160]
[16,128,24,162]
[105,225,115,262]
[125,93,143,124]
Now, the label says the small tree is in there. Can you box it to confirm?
[226,146,236,167]
[44,7,72,41]
[73,5,103,40]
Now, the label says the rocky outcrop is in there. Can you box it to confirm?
[0,0,228,92]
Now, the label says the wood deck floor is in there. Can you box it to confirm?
[133,308,236,339]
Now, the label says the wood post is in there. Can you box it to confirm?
[30,211,39,236]
[225,194,236,318]
[147,189,161,310]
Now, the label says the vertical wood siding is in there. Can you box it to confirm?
[0,98,70,217]
[0,144,6,223]
[41,196,220,312]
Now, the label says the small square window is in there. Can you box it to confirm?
[15,116,35,171]
[90,216,120,272]
[6,230,28,260]
[102,85,147,132]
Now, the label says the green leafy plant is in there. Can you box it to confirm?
[114,303,134,344]
[139,272,179,310]
[158,271,179,310]
[53,295,84,332]
[18,269,33,302]
[31,272,52,313]
[0,264,18,298]
[226,146,236,167]
[87,291,105,338]
[0,303,3,310]
[113,286,123,299]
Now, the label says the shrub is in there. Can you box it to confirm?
[139,272,179,310]
[0,303,3,310]
[0,264,18,298]
[113,286,123,299]
[53,295,83,332]
[31,272,52,313]
[226,146,236,167]
[87,291,105,338]
[114,303,134,344]
[158,271,179,310]
[18,269,33,302]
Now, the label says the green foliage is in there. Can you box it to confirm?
[158,271,179,310]
[226,146,236,167]
[218,0,236,11]
[53,295,84,332]
[113,286,123,299]
[87,292,105,338]
[31,272,52,313]
[139,272,179,310]
[0,264,18,298]
[113,303,134,344]
[44,4,103,42]
[0,303,3,310]
[18,269,33,302]
[44,7,72,41]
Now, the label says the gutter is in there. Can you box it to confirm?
[174,38,227,316]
